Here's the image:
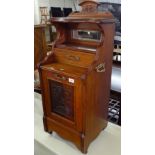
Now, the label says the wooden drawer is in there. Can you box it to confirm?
[41,63,87,81]
[54,48,95,68]
[46,70,77,86]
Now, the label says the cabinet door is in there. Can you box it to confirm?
[41,69,83,131]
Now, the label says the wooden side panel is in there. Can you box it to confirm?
[83,23,115,150]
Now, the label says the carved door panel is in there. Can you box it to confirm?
[48,80,74,121]
[41,69,83,131]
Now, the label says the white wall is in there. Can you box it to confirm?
[34,0,40,25]
[99,0,121,4]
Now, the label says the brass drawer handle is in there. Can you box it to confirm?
[54,74,66,80]
[96,63,106,73]
[67,55,80,61]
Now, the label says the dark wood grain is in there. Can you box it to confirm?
[38,0,115,153]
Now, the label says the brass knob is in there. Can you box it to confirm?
[54,74,66,80]
[67,55,80,61]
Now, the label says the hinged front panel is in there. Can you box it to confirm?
[41,69,83,132]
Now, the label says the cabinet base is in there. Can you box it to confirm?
[43,116,89,153]
[43,116,107,154]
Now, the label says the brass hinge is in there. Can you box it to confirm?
[96,63,106,73]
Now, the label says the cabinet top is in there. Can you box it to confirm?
[51,16,115,24]
[48,0,115,55]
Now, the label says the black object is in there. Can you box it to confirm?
[63,8,72,17]
[50,7,63,17]
[108,97,121,126]
[98,2,121,44]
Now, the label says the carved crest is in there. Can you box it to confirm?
[79,0,99,13]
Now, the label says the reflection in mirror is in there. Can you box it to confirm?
[72,30,101,41]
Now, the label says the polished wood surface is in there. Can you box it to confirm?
[41,63,87,78]
[38,0,115,153]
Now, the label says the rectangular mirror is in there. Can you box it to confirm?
[72,30,101,42]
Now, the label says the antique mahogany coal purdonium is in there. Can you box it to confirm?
[38,0,115,153]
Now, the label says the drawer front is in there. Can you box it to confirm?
[46,71,77,86]
[54,48,95,68]
[41,69,83,132]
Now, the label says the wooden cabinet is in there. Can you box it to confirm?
[38,0,115,153]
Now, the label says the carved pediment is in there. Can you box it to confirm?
[79,0,99,13]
